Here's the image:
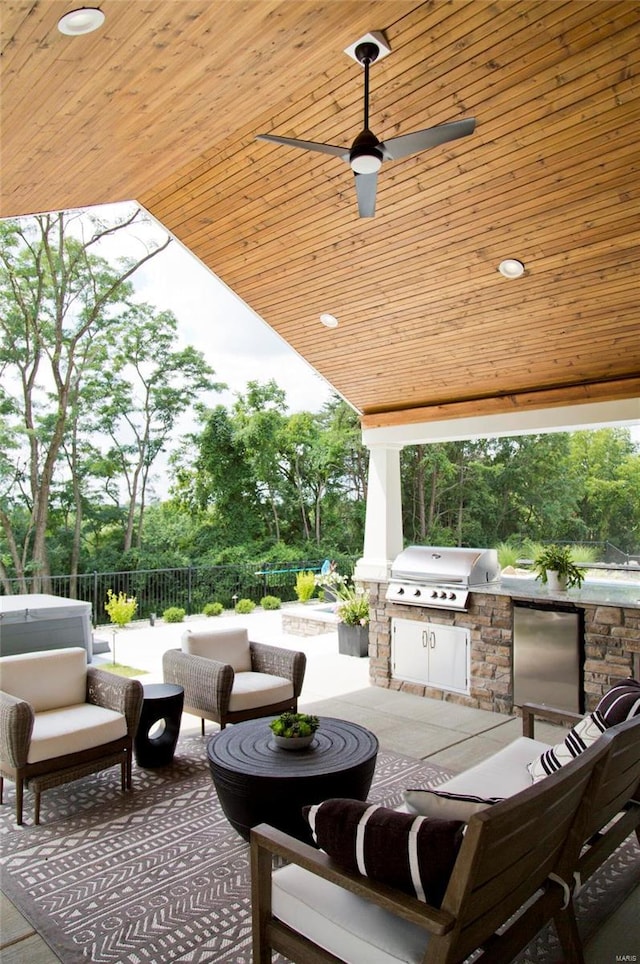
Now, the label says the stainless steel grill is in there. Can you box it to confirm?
[386,545,499,611]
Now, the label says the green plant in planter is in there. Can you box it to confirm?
[269,712,319,739]
[235,598,255,614]
[533,544,586,589]
[336,585,370,626]
[203,602,224,617]
[163,606,186,623]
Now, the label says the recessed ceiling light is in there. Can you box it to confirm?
[58,8,105,36]
[320,313,339,328]
[498,258,525,279]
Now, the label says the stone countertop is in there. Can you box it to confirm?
[474,575,640,610]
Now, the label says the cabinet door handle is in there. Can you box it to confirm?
[422,630,428,648]
[429,631,436,649]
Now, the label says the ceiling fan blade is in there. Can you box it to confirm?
[380,118,476,161]
[256,133,348,160]
[355,172,377,218]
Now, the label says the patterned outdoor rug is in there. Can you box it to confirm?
[1,731,638,963]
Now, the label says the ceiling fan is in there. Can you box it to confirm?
[256,39,476,218]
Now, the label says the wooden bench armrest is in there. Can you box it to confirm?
[522,702,583,738]
[250,822,455,936]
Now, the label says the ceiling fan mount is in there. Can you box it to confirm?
[256,36,475,217]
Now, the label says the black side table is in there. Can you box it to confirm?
[207,716,379,844]
[134,683,184,768]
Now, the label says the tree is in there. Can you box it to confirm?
[0,208,171,586]
[90,304,219,552]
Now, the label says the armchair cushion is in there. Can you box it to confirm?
[304,798,464,905]
[0,647,86,712]
[228,672,293,713]
[27,704,127,764]
[181,628,251,672]
[528,677,640,783]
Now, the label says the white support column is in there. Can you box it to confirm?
[354,443,404,582]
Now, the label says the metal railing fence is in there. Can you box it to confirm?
[0,560,357,625]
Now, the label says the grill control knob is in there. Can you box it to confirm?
[448,592,456,600]
[439,590,447,598]
[397,587,404,595]
[430,590,438,598]
[413,589,421,597]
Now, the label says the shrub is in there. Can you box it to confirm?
[105,589,137,628]
[295,570,316,603]
[336,585,370,626]
[163,606,186,623]
[203,602,224,617]
[260,595,281,610]
[235,598,255,614]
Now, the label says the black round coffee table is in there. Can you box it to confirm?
[207,716,379,844]
[134,683,184,768]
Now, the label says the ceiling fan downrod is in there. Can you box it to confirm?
[350,42,383,174]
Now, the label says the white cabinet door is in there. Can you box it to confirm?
[392,618,469,694]
[426,624,469,694]
[392,618,428,684]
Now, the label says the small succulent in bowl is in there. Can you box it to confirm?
[269,712,319,739]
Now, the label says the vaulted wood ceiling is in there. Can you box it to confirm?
[2,1,638,429]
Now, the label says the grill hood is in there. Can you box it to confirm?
[386,545,500,610]
[390,546,500,586]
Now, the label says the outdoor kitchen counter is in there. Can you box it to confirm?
[474,575,640,610]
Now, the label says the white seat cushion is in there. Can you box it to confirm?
[181,628,251,672]
[272,863,429,964]
[431,736,550,800]
[27,703,127,764]
[0,647,87,712]
[228,673,293,712]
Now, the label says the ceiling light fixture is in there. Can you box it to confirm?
[498,258,525,279]
[320,313,339,328]
[57,7,105,36]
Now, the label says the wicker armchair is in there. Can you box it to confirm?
[0,647,143,825]
[163,628,306,734]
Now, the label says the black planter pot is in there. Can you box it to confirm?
[338,623,369,658]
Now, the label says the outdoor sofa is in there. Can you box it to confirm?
[251,678,640,963]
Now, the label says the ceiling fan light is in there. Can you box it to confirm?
[498,258,525,279]
[350,151,383,174]
[57,7,105,35]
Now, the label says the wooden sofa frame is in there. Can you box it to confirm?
[251,707,640,964]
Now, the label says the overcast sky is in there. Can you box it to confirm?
[102,203,335,417]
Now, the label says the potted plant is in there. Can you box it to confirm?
[269,712,319,750]
[532,544,586,591]
[336,585,370,657]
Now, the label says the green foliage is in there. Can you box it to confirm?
[495,542,521,569]
[269,712,319,738]
[105,589,137,628]
[235,598,255,614]
[203,602,224,616]
[163,606,186,623]
[336,585,370,626]
[260,595,281,610]
[295,570,317,602]
[532,544,586,588]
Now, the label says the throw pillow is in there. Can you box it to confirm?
[528,677,640,784]
[403,788,502,822]
[303,798,464,906]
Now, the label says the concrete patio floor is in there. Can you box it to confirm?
[1,605,638,961]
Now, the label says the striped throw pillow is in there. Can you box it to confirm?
[528,677,640,784]
[303,799,463,906]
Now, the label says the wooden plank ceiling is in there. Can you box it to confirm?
[2,1,639,429]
